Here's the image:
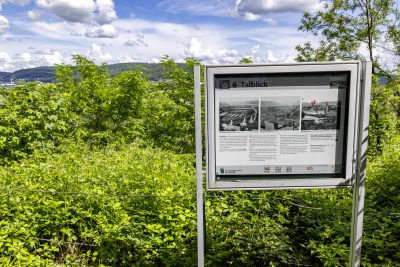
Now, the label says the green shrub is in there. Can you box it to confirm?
[0,83,75,165]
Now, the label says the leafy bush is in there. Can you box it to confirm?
[55,55,147,146]
[141,56,203,154]
[0,83,75,165]
[0,142,198,266]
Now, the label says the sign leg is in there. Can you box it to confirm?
[349,61,372,267]
[194,65,205,267]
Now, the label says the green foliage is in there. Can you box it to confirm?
[106,62,185,81]
[2,136,399,266]
[1,54,399,266]
[141,56,203,154]
[0,83,75,165]
[297,0,400,75]
[295,40,359,62]
[0,142,198,266]
[384,67,400,124]
[292,134,400,267]
[368,75,397,156]
[296,0,400,155]
[238,57,253,64]
[55,55,147,145]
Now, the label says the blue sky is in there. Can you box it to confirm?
[0,0,332,72]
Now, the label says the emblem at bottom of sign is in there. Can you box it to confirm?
[275,166,282,173]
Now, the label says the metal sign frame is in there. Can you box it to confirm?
[204,61,366,191]
[195,61,372,267]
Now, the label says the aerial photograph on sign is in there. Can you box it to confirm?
[301,100,341,130]
[219,97,259,131]
[260,96,300,131]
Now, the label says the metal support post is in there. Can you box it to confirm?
[194,65,205,267]
[349,61,372,267]
[203,191,206,255]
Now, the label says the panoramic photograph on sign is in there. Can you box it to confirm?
[205,63,363,191]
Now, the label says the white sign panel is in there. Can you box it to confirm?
[205,62,362,190]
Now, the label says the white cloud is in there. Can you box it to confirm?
[251,49,295,64]
[34,0,118,24]
[242,12,277,25]
[6,36,20,41]
[115,53,146,63]
[85,24,119,38]
[183,37,238,63]
[250,44,259,54]
[124,39,148,47]
[0,51,12,71]
[86,43,113,62]
[124,40,138,46]
[5,16,309,71]
[0,14,9,35]
[14,51,63,69]
[34,49,56,55]
[180,37,295,65]
[137,30,144,38]
[130,13,135,18]
[70,31,81,36]
[0,3,2,11]
[26,9,44,21]
[235,0,327,14]
[188,24,200,31]
[94,0,118,25]
[0,50,64,71]
[36,0,96,23]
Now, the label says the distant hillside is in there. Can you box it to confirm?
[0,62,186,83]
[10,66,57,83]
[0,72,11,78]
[261,101,281,106]
[221,100,259,105]
[261,100,299,106]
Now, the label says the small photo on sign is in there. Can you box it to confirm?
[219,97,259,132]
[301,100,341,131]
[219,80,230,89]
[260,96,300,131]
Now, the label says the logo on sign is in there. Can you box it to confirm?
[311,100,316,105]
[307,166,313,171]
[220,167,225,174]
[264,166,270,173]
[275,166,282,173]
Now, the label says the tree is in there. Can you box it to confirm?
[296,0,400,75]
[238,57,254,64]
[55,55,147,145]
[141,56,203,154]
[296,0,400,154]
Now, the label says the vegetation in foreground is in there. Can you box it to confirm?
[2,0,400,262]
[0,53,399,266]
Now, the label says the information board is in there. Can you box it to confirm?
[205,62,362,190]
